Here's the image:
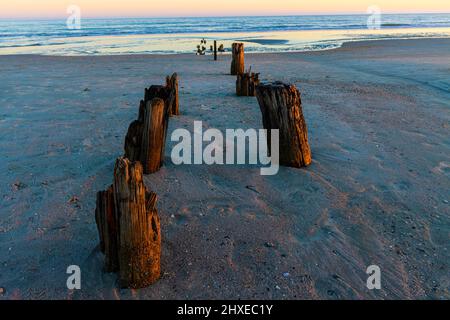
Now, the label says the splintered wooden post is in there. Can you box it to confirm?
[255,82,312,168]
[113,157,161,289]
[166,73,179,116]
[236,69,260,96]
[141,98,168,174]
[124,77,175,173]
[95,158,162,288]
[95,185,119,272]
[231,43,244,75]
[214,40,217,61]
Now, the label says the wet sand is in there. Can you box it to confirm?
[0,38,449,300]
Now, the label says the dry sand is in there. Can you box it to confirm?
[0,38,449,300]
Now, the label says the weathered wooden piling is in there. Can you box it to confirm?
[114,157,161,288]
[231,43,245,75]
[95,157,161,289]
[255,82,312,168]
[140,98,168,174]
[124,75,178,173]
[124,98,168,174]
[236,69,260,96]
[214,40,217,61]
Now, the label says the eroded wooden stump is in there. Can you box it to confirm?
[236,70,260,96]
[124,76,177,173]
[231,43,245,75]
[255,82,312,167]
[95,157,161,289]
[141,98,168,174]
[113,157,161,288]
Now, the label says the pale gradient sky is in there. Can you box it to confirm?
[1,0,449,19]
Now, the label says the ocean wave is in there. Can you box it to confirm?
[0,14,449,55]
[0,14,449,41]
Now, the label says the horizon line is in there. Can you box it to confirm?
[1,11,450,21]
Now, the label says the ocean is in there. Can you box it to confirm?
[1,14,450,55]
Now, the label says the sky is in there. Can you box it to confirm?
[1,0,449,19]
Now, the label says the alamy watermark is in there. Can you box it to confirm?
[170,121,280,176]
[367,5,382,30]
[366,265,381,290]
[63,263,381,291]
[66,5,81,30]
[66,265,81,290]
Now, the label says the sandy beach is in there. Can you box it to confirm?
[0,38,449,300]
